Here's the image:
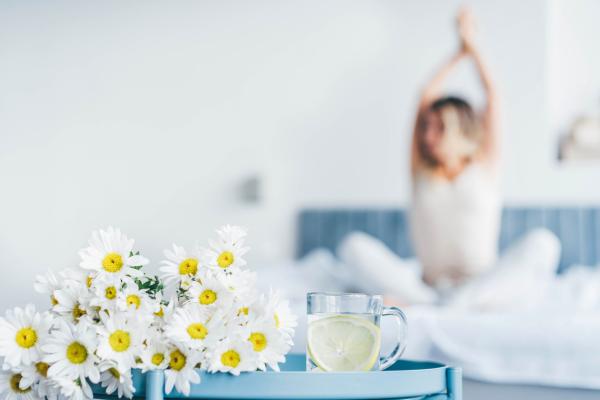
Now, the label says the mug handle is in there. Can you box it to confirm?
[379,306,408,370]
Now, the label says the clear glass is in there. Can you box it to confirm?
[306,292,408,372]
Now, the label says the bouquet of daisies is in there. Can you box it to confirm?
[0,225,296,399]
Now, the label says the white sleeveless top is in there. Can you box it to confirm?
[410,163,501,287]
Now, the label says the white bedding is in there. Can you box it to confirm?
[403,306,600,389]
[257,251,600,389]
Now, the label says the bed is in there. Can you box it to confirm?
[291,206,600,399]
[297,207,600,271]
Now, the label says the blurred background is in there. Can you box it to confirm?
[2,0,600,300]
[1,1,600,398]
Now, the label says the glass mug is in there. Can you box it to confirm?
[306,292,408,372]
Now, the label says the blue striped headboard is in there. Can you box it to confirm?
[297,207,600,273]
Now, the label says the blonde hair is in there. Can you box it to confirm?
[418,96,482,166]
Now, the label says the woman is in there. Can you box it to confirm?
[410,8,500,289]
[338,9,560,307]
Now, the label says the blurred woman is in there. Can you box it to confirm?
[339,9,560,307]
[410,8,500,288]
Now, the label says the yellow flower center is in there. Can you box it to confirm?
[154,307,164,318]
[86,275,93,288]
[169,349,186,371]
[248,332,267,352]
[72,304,87,322]
[109,367,120,379]
[221,350,240,368]
[186,323,208,340]
[66,342,88,364]
[274,314,280,328]
[217,251,234,268]
[151,352,165,366]
[102,252,124,273]
[178,258,198,275]
[105,286,117,300]
[238,307,249,316]
[51,295,59,306]
[15,327,37,349]
[109,330,131,352]
[199,289,217,305]
[126,294,141,309]
[9,374,31,394]
[35,362,49,378]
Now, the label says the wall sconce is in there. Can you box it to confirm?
[238,174,262,205]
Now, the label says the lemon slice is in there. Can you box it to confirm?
[307,315,381,371]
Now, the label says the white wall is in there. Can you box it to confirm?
[0,0,599,307]
[548,0,600,138]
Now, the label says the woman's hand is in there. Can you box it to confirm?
[457,7,477,55]
[456,7,499,162]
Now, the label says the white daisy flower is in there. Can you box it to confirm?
[0,305,53,368]
[159,244,201,292]
[245,318,290,371]
[18,361,47,389]
[96,312,144,371]
[88,276,124,313]
[42,319,99,384]
[139,331,169,372]
[51,377,93,400]
[79,227,148,282]
[18,361,57,400]
[0,370,35,400]
[81,271,97,291]
[35,267,91,290]
[255,289,297,341]
[164,305,226,350]
[151,296,177,326]
[221,269,257,303]
[202,225,249,271]
[98,361,135,399]
[187,271,233,312]
[52,284,91,325]
[35,268,94,313]
[208,337,256,376]
[164,346,201,396]
[66,268,97,291]
[34,270,64,307]
[117,284,159,321]
[232,303,251,325]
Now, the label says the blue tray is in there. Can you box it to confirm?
[92,354,462,400]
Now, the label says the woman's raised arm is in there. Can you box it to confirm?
[458,8,499,161]
[411,50,466,173]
